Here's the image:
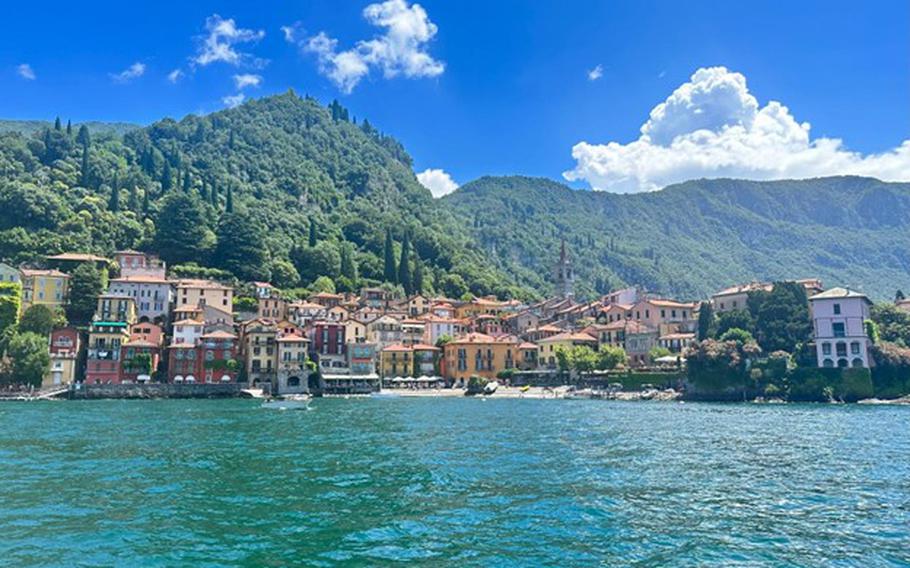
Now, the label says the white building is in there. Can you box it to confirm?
[108,275,173,323]
[809,287,873,369]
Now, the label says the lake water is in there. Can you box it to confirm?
[0,398,908,566]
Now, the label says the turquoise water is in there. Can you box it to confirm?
[0,399,908,567]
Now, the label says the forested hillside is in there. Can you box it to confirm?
[0,92,526,300]
[443,176,910,300]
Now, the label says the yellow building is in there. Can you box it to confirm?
[174,279,234,314]
[442,333,521,386]
[19,269,70,314]
[380,344,413,378]
[95,294,138,324]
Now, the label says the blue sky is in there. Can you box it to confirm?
[2,1,908,194]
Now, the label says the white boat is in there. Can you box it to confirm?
[483,381,499,395]
[261,394,311,410]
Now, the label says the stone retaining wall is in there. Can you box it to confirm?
[68,383,246,400]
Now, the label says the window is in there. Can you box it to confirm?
[822,343,831,355]
[836,342,847,357]
[851,342,860,355]
[833,303,841,315]
[832,322,846,338]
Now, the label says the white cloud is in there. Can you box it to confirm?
[110,62,146,83]
[563,66,910,193]
[167,69,184,83]
[281,23,300,43]
[17,63,36,80]
[299,0,444,93]
[416,168,458,198]
[194,14,265,67]
[233,73,262,89]
[222,93,246,108]
[587,64,603,81]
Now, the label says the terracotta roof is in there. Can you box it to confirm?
[411,343,441,351]
[168,343,195,349]
[47,253,109,263]
[276,333,307,343]
[518,342,539,350]
[123,339,159,348]
[659,332,696,341]
[310,292,343,299]
[646,299,698,309]
[713,282,773,297]
[20,268,70,278]
[539,332,597,343]
[449,332,496,345]
[382,344,413,352]
[201,330,237,339]
[173,318,204,326]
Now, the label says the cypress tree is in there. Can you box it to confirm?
[225,185,234,213]
[128,184,139,212]
[161,161,172,193]
[108,175,120,212]
[340,242,357,282]
[697,301,714,341]
[54,116,62,131]
[383,228,396,283]
[413,261,423,295]
[398,232,411,294]
[209,180,218,207]
[142,187,150,217]
[76,124,91,146]
[228,130,235,150]
[182,169,191,193]
[66,120,72,136]
[308,220,317,247]
[80,142,90,187]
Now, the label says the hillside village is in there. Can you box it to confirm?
[2,240,908,401]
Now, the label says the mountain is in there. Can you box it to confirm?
[0,92,525,299]
[0,119,139,137]
[442,175,910,301]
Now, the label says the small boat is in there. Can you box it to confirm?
[261,394,311,410]
[483,381,499,395]
[370,391,401,399]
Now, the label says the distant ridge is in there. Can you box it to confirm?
[0,119,140,137]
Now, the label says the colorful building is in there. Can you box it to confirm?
[19,268,69,314]
[809,287,873,368]
[174,279,234,315]
[45,328,81,388]
[107,275,172,323]
[442,333,521,386]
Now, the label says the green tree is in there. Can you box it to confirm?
[719,327,755,344]
[80,139,91,187]
[0,282,21,338]
[596,344,626,370]
[214,211,270,281]
[76,124,90,146]
[54,117,62,131]
[270,259,300,288]
[291,241,340,284]
[697,301,714,341]
[439,273,468,299]
[19,305,62,336]
[752,281,811,353]
[154,192,214,265]
[161,160,173,193]
[896,290,906,302]
[649,346,673,360]
[7,332,50,388]
[413,261,424,294]
[308,219,317,247]
[108,175,120,212]
[311,276,336,294]
[141,187,150,217]
[182,169,191,193]
[225,185,234,213]
[716,309,754,338]
[66,120,72,136]
[398,232,411,294]
[383,228,396,283]
[871,304,910,346]
[340,242,357,282]
[66,264,105,325]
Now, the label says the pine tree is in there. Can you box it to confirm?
[108,175,120,212]
[383,228,397,283]
[199,179,208,202]
[228,130,235,150]
[308,220,317,247]
[54,117,62,131]
[182,169,191,193]
[225,185,234,213]
[66,120,72,136]
[398,232,411,294]
[209,180,218,207]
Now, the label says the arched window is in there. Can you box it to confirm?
[822,358,834,368]
[851,358,864,368]
[837,358,848,368]
[288,376,300,387]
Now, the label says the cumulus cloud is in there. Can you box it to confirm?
[563,66,910,193]
[17,63,36,80]
[223,93,246,108]
[587,64,603,81]
[110,62,146,83]
[416,168,458,198]
[194,14,265,67]
[295,0,444,93]
[167,69,184,83]
[233,73,262,89]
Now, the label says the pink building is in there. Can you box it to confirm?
[809,287,873,368]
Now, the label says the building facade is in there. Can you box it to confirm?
[809,287,873,368]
